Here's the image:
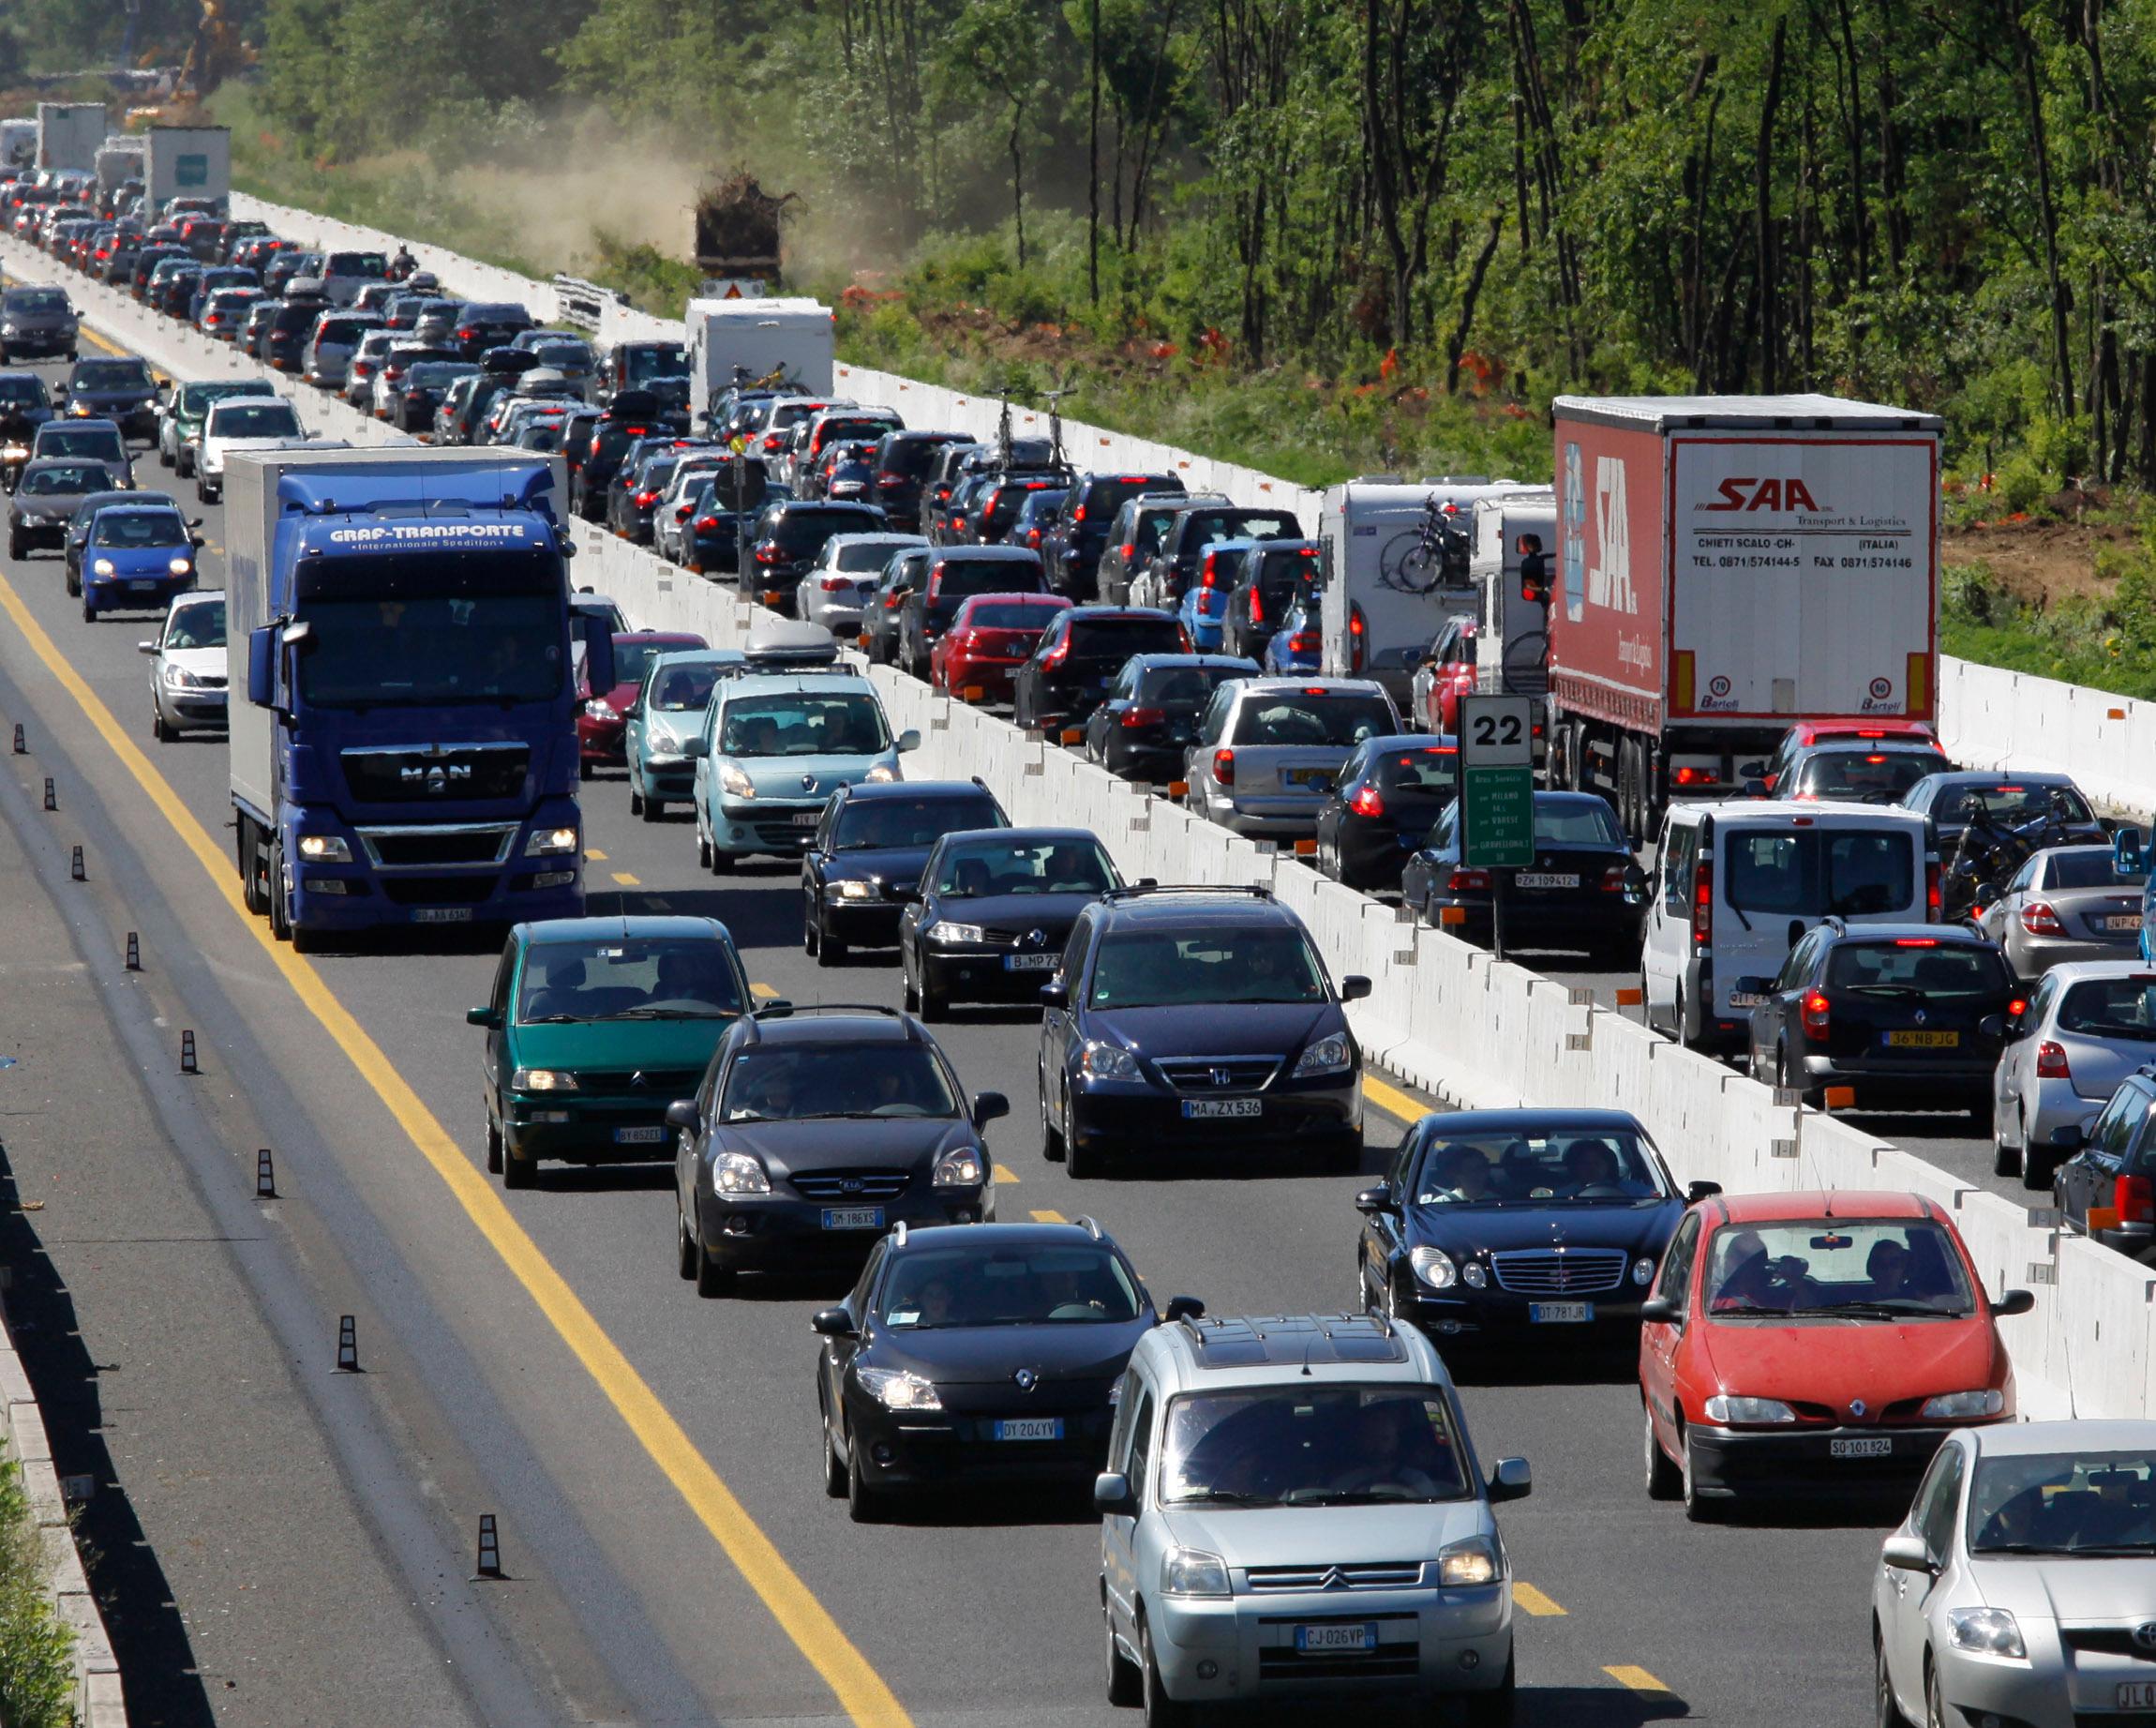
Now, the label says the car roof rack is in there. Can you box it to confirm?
[1071,1214,1104,1240]
[1099,883,1276,904]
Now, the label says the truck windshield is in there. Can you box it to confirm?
[298,593,564,708]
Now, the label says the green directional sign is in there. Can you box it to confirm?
[175,153,208,188]
[1458,694,1535,870]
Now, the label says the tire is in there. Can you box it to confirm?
[803,909,820,956]
[694,1233,734,1297]
[1681,1424,1721,1523]
[822,1407,847,1499]
[501,1135,535,1189]
[240,821,270,917]
[628,784,644,817]
[65,563,79,596]
[2023,1147,2059,1192]
[1105,1610,1142,1707]
[1138,1617,1186,1728]
[1776,1044,1820,1110]
[151,706,171,743]
[176,446,194,478]
[1993,1125,2021,1180]
[268,839,292,943]
[158,441,172,469]
[846,1435,885,1523]
[6,532,20,563]
[1924,1657,1945,1728]
[1041,1087,1067,1162]
[1643,1403,1681,1500]
[817,927,846,968]
[578,759,593,781]
[697,831,712,869]
[1461,1647,1517,1727]
[485,1114,503,1175]
[1876,1626,1911,1728]
[676,1208,697,1280]
[1066,1120,1105,1180]
[641,796,662,823]
[81,595,94,624]
[710,847,735,875]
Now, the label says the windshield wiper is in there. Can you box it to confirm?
[1785,1300,1956,1319]
[517,1013,584,1024]
[1168,1490,1276,1507]
[602,1006,732,1020]
[1281,1487,1421,1505]
[1846,984,1929,999]
[2059,1542,2156,1555]
[1727,903,1756,931]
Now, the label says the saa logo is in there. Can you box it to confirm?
[1704,475,1821,512]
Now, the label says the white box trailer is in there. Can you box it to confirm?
[35,103,107,174]
[95,137,143,194]
[144,125,231,216]
[1317,476,1539,701]
[685,297,834,421]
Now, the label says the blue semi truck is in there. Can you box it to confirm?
[223,447,613,948]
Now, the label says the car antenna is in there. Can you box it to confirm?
[1300,1336,1315,1377]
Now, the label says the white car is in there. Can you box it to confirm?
[795,533,927,633]
[1993,961,2156,1189]
[140,589,228,741]
[196,397,311,504]
[1874,1419,2156,1728]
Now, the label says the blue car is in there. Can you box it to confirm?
[1175,535,1265,652]
[1261,588,1323,672]
[77,501,201,622]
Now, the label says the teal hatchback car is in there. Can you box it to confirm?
[688,671,921,871]
[469,916,754,1189]
[625,646,744,821]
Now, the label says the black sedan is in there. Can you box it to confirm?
[670,1005,1004,1296]
[7,458,123,560]
[1402,790,1646,963]
[812,1219,1198,1520]
[1354,1108,1699,1349]
[900,828,1121,1017]
[1740,921,2016,1119]
[1010,607,1191,733]
[744,500,888,614]
[1038,884,1369,1177]
[1314,732,1458,891]
[1082,653,1257,784]
[802,779,1008,962]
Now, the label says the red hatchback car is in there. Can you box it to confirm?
[931,592,1071,701]
[1639,1189,2031,1521]
[577,631,709,777]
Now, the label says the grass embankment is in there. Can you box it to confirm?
[0,1449,78,1728]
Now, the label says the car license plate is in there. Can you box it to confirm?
[128,579,157,594]
[614,1125,666,1145]
[1831,1436,1894,1459]
[1529,1302,1593,1324]
[792,811,821,827]
[2106,914,2143,932]
[1284,767,1333,789]
[1004,953,1057,970]
[1515,872,1580,890]
[820,1207,885,1231]
[1728,991,1771,1008]
[2120,1683,2156,1708]
[1294,1623,1377,1655]
[1885,1029,1960,1047]
[1183,1099,1262,1119]
[412,906,473,924]
[992,1418,1063,1442]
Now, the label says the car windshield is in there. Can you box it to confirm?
[1089,926,1325,1008]
[622,344,685,385]
[1232,693,1395,747]
[833,541,909,572]
[1940,783,2095,826]
[936,562,1041,599]
[18,463,103,494]
[530,343,590,369]
[298,584,563,709]
[209,402,300,438]
[1141,665,1246,705]
[92,512,184,548]
[833,795,1000,851]
[1705,1218,1974,1316]
[773,509,876,551]
[1371,744,1460,794]
[720,1045,959,1120]
[163,599,224,650]
[718,693,890,757]
[516,937,743,1023]
[0,377,45,408]
[181,382,268,413]
[326,252,387,278]
[878,1243,1142,1329]
[1161,1385,1470,1507]
[934,836,1115,895]
[7,291,66,314]
[650,663,722,712]
[1415,1129,1666,1205]
[1724,829,1916,917]
[1969,1450,2156,1555]
[2057,978,2156,1039]
[1796,749,1951,800]
[612,639,695,694]
[407,362,476,389]
[963,601,1061,630]
[72,360,150,390]
[1066,619,1186,662]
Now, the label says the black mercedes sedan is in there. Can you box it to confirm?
[1354,1108,1703,1351]
[801,778,1008,962]
[899,827,1122,1017]
[811,1218,1200,1520]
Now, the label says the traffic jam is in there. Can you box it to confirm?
[9,159,2156,1728]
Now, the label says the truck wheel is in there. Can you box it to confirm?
[239,820,270,916]
[268,841,292,942]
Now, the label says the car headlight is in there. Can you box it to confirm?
[1946,1606,2025,1660]
[857,1366,941,1411]
[718,762,756,799]
[1292,1032,1353,1077]
[164,666,201,688]
[644,749,685,767]
[712,1149,771,1195]
[1461,1261,1487,1288]
[1437,1537,1500,1587]
[584,697,617,720]
[1632,1257,1656,1286]
[1,444,25,460]
[829,879,876,900]
[1703,1394,1798,1425]
[295,834,352,862]
[1920,1390,2005,1420]
[865,760,901,783]
[1409,1245,1457,1289]
[1081,1040,1139,1080]
[525,826,578,856]
[92,557,114,576]
[168,557,191,576]
[510,1068,578,1092]
[930,921,985,945]
[67,401,90,416]
[1160,1547,1230,1598]
[933,1148,984,1188]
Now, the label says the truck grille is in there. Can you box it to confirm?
[1489,1247,1628,1296]
[342,743,528,804]
[789,1169,913,1203]
[1157,1057,1277,1093]
[1245,1561,1423,1593]
[357,824,516,868]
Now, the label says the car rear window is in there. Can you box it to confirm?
[877,437,954,477]
[2058,978,2156,1039]
[1825,940,2007,998]
[208,401,300,438]
[1177,508,1301,549]
[1723,828,1917,917]
[1139,664,1247,705]
[1795,749,1951,799]
[1231,692,1394,747]
[1066,618,1186,661]
[1371,744,1460,795]
[325,252,387,278]
[1534,801,1624,847]
[935,561,1043,598]
[831,541,906,572]
[964,600,1064,629]
[1085,476,1181,519]
[1938,782,2094,826]
[772,507,880,550]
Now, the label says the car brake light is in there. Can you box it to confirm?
[1214,747,1235,786]
[883,593,903,609]
[1120,543,1135,560]
[1926,861,1942,921]
[2035,1040,2072,1079]
[1691,859,1712,948]
[1350,785,1384,818]
[1446,868,1490,892]
[1601,864,1626,892]
[1250,589,1265,624]
[1349,602,1367,672]
[1673,766,1706,786]
[820,576,851,591]
[2116,1173,2154,1223]
[2021,901,2065,936]
[756,546,782,563]
[1200,552,1219,590]
[1042,637,1070,669]
[635,489,658,507]
[1120,706,1166,729]
[1801,990,1831,1038]
[1073,503,1085,522]
[1892,938,1939,947]
[1857,729,1885,739]
[695,515,719,532]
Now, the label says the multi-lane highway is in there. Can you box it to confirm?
[0,320,1911,1724]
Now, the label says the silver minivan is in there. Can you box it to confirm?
[1097,1313,1528,1723]
[1185,677,1400,839]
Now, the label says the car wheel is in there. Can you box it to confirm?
[803,909,820,956]
[918,978,947,1022]
[628,784,644,817]
[1041,1088,1067,1163]
[1461,1645,1517,1727]
[697,830,712,868]
[845,1434,885,1524]
[1924,1655,1945,1728]
[1104,1608,1141,1706]
[6,532,21,562]
[578,759,592,782]
[176,447,193,477]
[641,796,663,823]
[1776,1044,1820,1110]
[694,1233,735,1297]
[821,1405,847,1500]
[1138,1616,1186,1728]
[485,1114,503,1176]
[676,1207,697,1280]
[2023,1146,2059,1192]
[151,706,171,743]
[157,443,172,469]
[1681,1423,1720,1523]
[817,928,846,968]
[1876,1626,1911,1728]
[1993,1122,2022,1180]
[81,595,95,624]
[64,563,78,596]
[501,1135,535,1190]
[1643,1403,1681,1500]
[710,847,734,875]
[1066,1120,1104,1180]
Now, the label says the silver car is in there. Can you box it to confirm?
[1185,677,1401,839]
[1098,1313,1527,1722]
[1875,1419,2156,1728]
[1993,961,2156,1188]
[795,533,927,633]
[1974,844,2147,981]
[141,590,228,740]
[303,310,383,391]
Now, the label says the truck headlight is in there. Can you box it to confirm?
[1292,1032,1352,1077]
[1160,1547,1230,1598]
[857,1367,940,1411]
[1703,1394,1797,1425]
[91,557,114,576]
[1409,1246,1456,1289]
[295,834,351,862]
[510,1068,578,1092]
[525,826,578,856]
[713,1149,771,1195]
[718,763,756,799]
[933,1148,984,1188]
[1081,1041,1139,1081]
[1920,1390,2004,1420]
[1946,1606,2025,1660]
[1437,1537,1499,1586]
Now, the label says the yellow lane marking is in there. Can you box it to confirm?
[1512,1582,1565,1616]
[1365,1074,1427,1123]
[79,325,127,358]
[585,846,608,861]
[1606,1664,1671,1692]
[1028,1210,1067,1224]
[610,871,639,886]
[750,982,779,999]
[992,1163,1018,1185]
[0,567,913,1727]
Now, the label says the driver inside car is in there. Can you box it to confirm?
[1322,1400,1460,1499]
[1561,1138,1621,1194]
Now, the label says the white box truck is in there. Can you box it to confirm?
[0,120,36,172]
[144,125,232,216]
[685,297,834,423]
[35,103,107,174]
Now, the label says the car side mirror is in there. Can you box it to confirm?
[1973,881,2000,910]
[1686,1180,1723,1205]
[1163,1295,1205,1322]
[1093,1471,1137,1517]
[1340,975,1372,1002]
[136,639,157,655]
[2051,1123,2087,1152]
[1993,1288,2036,1318]
[810,1307,857,1339]
[1355,1182,1394,1216]
[896,729,921,753]
[464,1006,500,1028]
[2115,826,2146,877]
[663,1099,700,1133]
[1881,1533,1935,1574]
[1487,1457,1532,1503]
[683,736,708,758]
[970,1089,1010,1128]
[1039,980,1070,1010]
[1638,1295,1681,1326]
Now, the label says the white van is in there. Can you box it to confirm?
[1642,800,1936,1049]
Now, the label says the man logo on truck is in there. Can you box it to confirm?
[1586,455,1635,614]
[1702,475,1822,512]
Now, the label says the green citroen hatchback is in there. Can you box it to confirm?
[470,916,754,1189]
